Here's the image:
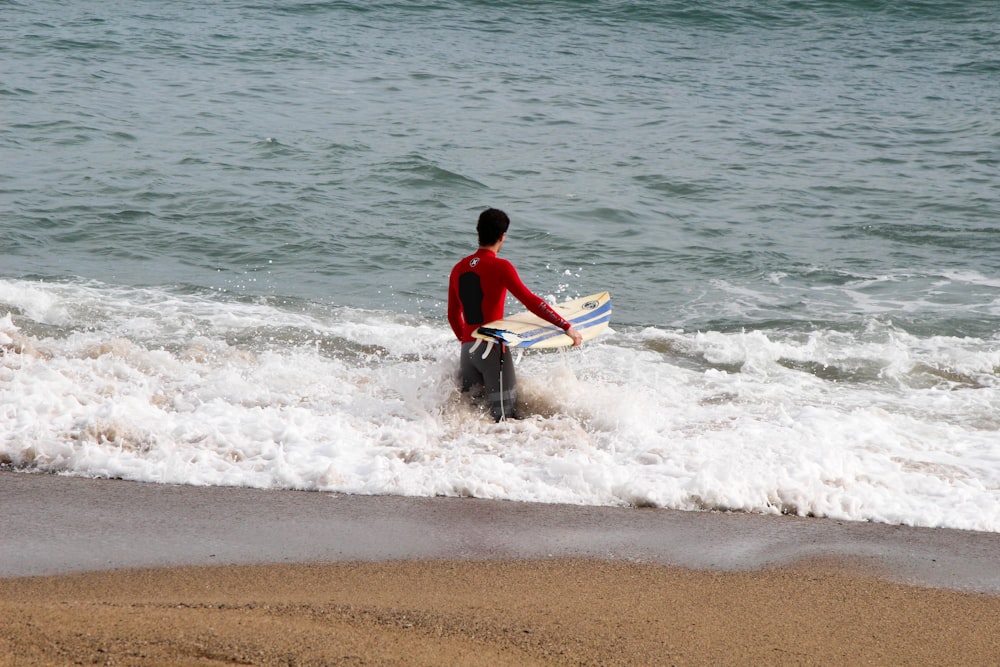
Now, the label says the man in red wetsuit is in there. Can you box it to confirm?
[448,208,583,421]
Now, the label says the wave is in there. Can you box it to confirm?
[2,278,998,532]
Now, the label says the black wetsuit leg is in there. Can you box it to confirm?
[460,340,517,421]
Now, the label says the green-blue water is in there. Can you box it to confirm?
[2,0,999,531]
[6,0,999,332]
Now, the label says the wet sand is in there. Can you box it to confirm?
[2,471,999,665]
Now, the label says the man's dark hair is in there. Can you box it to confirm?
[477,208,510,247]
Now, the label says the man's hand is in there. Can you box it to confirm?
[566,326,584,347]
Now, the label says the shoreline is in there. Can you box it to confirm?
[2,472,999,665]
[2,470,998,591]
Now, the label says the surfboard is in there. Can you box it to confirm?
[473,291,611,349]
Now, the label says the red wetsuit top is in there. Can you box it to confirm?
[448,249,572,343]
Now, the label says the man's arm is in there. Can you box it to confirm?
[502,262,583,346]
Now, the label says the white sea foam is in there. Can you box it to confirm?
[2,279,998,532]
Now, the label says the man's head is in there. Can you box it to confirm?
[477,208,510,247]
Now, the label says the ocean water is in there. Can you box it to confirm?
[3,0,999,532]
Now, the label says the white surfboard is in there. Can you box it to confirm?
[473,291,611,349]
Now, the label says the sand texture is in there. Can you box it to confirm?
[2,472,999,665]
[3,559,1000,666]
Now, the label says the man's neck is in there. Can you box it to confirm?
[479,239,503,254]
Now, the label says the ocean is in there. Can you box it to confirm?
[2,0,999,532]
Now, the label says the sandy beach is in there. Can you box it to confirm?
[2,472,999,666]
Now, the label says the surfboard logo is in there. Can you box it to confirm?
[469,258,480,267]
[583,300,599,310]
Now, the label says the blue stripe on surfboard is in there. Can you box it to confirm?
[523,312,611,342]
[515,316,611,347]
[515,318,610,347]
[514,309,612,346]
[516,311,612,347]
[514,300,612,343]
[516,299,611,338]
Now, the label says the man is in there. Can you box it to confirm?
[448,208,583,421]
